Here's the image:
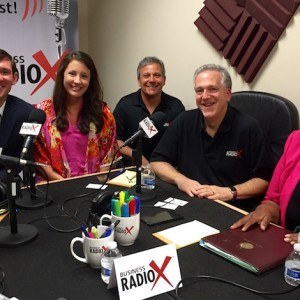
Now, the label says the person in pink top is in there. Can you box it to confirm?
[231,130,300,245]
[34,51,119,181]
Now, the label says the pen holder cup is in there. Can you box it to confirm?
[70,225,114,269]
[100,213,140,246]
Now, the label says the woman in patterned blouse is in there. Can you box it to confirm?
[34,51,119,181]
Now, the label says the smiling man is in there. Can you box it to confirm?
[113,56,185,166]
[0,49,34,180]
[151,64,275,211]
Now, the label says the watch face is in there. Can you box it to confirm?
[230,186,237,192]
[229,186,237,199]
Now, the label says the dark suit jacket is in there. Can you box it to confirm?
[0,95,34,179]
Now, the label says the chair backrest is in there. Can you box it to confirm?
[230,91,299,164]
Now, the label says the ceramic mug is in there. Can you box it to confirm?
[100,213,140,246]
[70,225,114,268]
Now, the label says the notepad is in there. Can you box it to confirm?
[153,220,220,249]
[107,170,136,187]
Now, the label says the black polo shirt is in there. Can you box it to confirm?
[151,106,275,186]
[113,89,185,161]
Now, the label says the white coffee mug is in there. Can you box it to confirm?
[70,225,114,268]
[100,213,140,246]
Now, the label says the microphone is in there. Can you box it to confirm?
[47,0,70,28]
[121,111,167,148]
[19,109,46,159]
[0,155,48,168]
[47,0,70,57]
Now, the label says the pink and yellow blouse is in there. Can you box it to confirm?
[34,98,119,180]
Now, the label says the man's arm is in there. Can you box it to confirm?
[151,161,202,197]
[196,177,269,201]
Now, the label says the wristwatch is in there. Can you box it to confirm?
[228,186,237,200]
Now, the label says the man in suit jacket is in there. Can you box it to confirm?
[0,49,34,180]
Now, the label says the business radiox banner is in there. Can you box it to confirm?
[0,0,78,104]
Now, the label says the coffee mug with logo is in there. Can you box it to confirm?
[100,213,140,246]
[70,225,114,268]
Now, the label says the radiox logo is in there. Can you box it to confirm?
[120,256,173,291]
[226,149,243,158]
[14,50,68,96]
[21,123,40,133]
[144,118,157,135]
[89,245,107,254]
[115,225,134,236]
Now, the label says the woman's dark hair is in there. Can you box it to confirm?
[53,51,105,134]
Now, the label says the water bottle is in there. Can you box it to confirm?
[100,241,122,284]
[284,243,300,286]
[141,164,155,189]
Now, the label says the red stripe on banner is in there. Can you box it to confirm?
[31,0,37,17]
[39,0,43,13]
[22,0,30,21]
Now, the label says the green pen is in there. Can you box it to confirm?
[111,198,118,214]
[124,191,130,202]
[114,200,121,217]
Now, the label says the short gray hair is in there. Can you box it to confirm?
[137,56,166,78]
[193,64,232,89]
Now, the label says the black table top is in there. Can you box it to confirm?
[0,174,299,300]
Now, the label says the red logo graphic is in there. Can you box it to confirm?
[22,0,43,21]
[30,50,69,95]
[148,125,157,135]
[32,124,40,132]
[236,150,243,158]
[149,256,173,290]
[124,226,134,235]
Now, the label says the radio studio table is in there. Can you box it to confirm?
[0,173,299,300]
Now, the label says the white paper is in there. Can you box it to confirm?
[154,220,220,248]
[86,183,107,190]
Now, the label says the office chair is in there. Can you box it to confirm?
[230,91,299,164]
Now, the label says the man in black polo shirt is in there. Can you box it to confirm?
[113,56,185,166]
[151,64,275,211]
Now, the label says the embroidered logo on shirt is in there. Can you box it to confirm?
[226,150,243,158]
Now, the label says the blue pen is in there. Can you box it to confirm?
[122,202,129,217]
[100,227,112,238]
[81,225,89,237]
[135,196,141,214]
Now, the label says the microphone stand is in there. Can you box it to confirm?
[16,165,52,210]
[15,150,52,210]
[133,137,156,201]
[0,165,38,247]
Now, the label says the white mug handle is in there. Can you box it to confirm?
[70,237,87,264]
[100,214,112,225]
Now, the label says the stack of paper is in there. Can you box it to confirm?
[153,220,219,249]
[107,170,136,187]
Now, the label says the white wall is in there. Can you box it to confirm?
[78,0,300,115]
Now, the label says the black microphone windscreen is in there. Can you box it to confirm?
[28,109,46,124]
[149,111,167,129]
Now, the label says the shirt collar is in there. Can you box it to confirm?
[135,89,169,110]
[0,99,7,116]
[201,105,233,133]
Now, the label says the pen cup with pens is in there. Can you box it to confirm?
[70,224,116,269]
[100,191,140,246]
